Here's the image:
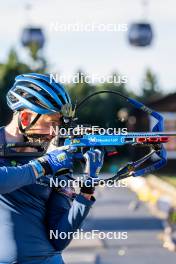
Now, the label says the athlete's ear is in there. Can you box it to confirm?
[20,111,32,127]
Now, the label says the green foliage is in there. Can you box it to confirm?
[67,71,135,129]
[140,69,162,101]
[0,48,47,126]
[0,47,162,130]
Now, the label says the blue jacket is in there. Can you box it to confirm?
[0,127,95,263]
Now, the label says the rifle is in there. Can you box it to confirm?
[1,90,175,183]
[56,90,176,183]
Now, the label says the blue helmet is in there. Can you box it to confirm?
[7,73,71,114]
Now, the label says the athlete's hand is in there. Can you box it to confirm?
[80,149,104,195]
[84,149,104,178]
[30,148,75,177]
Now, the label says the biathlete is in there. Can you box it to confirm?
[0,73,104,264]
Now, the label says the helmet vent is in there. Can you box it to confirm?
[38,79,67,105]
[7,73,71,114]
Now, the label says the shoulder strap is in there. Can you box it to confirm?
[0,127,10,164]
[0,127,6,144]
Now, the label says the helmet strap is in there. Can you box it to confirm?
[18,113,41,134]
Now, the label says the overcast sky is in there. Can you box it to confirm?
[0,0,176,95]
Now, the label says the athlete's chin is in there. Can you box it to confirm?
[44,135,55,141]
[26,133,55,143]
[36,135,54,142]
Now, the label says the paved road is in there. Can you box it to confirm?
[63,185,176,264]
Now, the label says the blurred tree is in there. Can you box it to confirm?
[67,70,95,102]
[27,43,47,72]
[67,71,135,128]
[0,48,47,126]
[141,69,162,101]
